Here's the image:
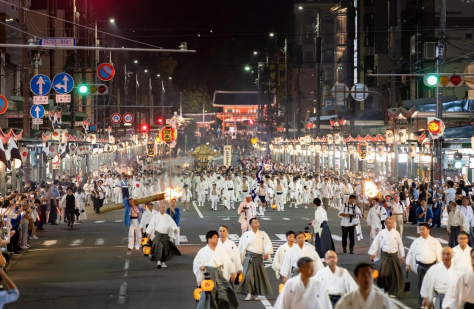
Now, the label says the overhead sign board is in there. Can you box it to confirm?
[0,95,8,115]
[33,96,49,105]
[97,63,115,81]
[39,37,76,47]
[30,74,52,96]
[30,105,45,119]
[52,73,74,94]
[56,94,71,103]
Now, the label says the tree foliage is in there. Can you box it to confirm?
[181,87,214,113]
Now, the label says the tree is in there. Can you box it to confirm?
[181,87,214,113]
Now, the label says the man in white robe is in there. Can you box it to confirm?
[406,223,443,306]
[193,230,238,309]
[368,217,405,297]
[113,175,122,203]
[421,247,459,309]
[309,198,334,260]
[315,250,357,308]
[272,231,296,279]
[442,248,474,309]
[146,203,181,268]
[335,262,397,309]
[237,195,257,234]
[236,218,273,300]
[139,202,158,235]
[452,231,472,271]
[280,231,324,282]
[274,257,332,309]
[447,201,470,247]
[218,225,242,278]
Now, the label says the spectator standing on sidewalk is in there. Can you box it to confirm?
[0,268,19,308]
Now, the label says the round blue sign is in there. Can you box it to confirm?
[52,73,74,94]
[30,74,52,96]
[89,124,97,132]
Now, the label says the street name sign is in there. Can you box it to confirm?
[39,37,76,47]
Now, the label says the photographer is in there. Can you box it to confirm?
[338,194,362,254]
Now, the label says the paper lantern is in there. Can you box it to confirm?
[6,139,22,169]
[271,204,276,209]
[373,269,379,279]
[315,144,321,153]
[161,125,176,144]
[376,144,385,157]
[279,283,284,293]
[141,238,149,246]
[347,144,354,155]
[334,133,341,144]
[193,287,202,301]
[52,129,61,142]
[142,246,151,255]
[409,145,417,158]
[88,134,97,145]
[19,146,28,163]
[358,142,367,160]
[397,129,407,143]
[201,278,214,292]
[326,134,334,145]
[321,144,328,153]
[385,130,394,144]
[471,136,474,152]
[47,144,58,159]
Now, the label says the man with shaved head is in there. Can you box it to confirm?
[315,250,357,308]
[421,247,459,309]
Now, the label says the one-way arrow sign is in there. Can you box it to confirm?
[30,105,45,119]
[52,73,74,94]
[30,74,52,96]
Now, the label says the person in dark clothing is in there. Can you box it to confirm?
[64,187,77,228]
[49,180,60,225]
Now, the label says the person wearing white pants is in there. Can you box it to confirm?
[223,175,236,210]
[197,176,208,206]
[275,179,285,211]
[127,200,141,250]
[210,184,219,211]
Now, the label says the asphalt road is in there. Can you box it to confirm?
[6,194,451,309]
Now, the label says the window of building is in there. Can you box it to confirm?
[226,109,233,113]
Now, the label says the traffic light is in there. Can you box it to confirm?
[77,84,109,95]
[423,74,464,87]
[140,123,149,133]
[454,152,463,169]
[155,117,164,125]
[243,119,255,125]
[427,118,445,139]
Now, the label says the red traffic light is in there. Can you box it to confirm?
[249,119,254,125]
[157,118,163,124]
[450,75,462,86]
[244,119,255,125]
[140,124,149,132]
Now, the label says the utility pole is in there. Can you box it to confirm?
[48,0,56,79]
[20,0,30,138]
[346,0,356,134]
[435,0,447,183]
[315,9,322,136]
[285,37,289,138]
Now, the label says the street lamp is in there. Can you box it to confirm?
[298,6,303,10]
[144,69,148,73]
[253,51,258,55]
[269,33,275,37]
[110,18,115,23]
[134,60,138,64]
[169,76,172,80]
[157,74,160,77]
[244,66,251,71]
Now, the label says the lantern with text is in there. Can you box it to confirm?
[201,273,215,292]
[147,141,155,157]
[358,142,368,160]
[160,125,176,144]
[251,137,258,145]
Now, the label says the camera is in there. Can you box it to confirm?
[349,214,354,223]
[243,207,248,210]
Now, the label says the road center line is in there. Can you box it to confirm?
[258,295,273,309]
[118,259,130,304]
[192,201,204,218]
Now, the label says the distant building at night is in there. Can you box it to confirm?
[213,91,259,133]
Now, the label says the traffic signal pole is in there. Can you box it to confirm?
[435,0,447,183]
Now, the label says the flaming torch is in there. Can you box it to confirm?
[164,186,183,200]
[363,181,379,198]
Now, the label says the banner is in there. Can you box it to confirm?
[358,142,368,160]
[223,145,232,167]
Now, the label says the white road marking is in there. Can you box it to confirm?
[95,238,105,246]
[69,239,84,246]
[301,217,312,220]
[42,240,58,247]
[332,235,342,241]
[257,295,273,309]
[437,238,449,245]
[282,218,291,220]
[199,235,207,242]
[94,220,106,223]
[404,247,410,250]
[114,219,124,223]
[179,235,188,243]
[228,234,240,241]
[222,217,230,221]
[121,238,128,245]
[117,282,128,304]
[192,201,204,218]
[260,217,272,220]
[124,260,130,277]
[275,234,287,241]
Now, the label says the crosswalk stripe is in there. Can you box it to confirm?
[95,220,106,223]
[179,236,188,243]
[42,240,57,247]
[228,234,240,241]
[332,235,342,241]
[282,218,291,221]
[199,235,206,242]
[406,235,449,245]
[114,219,124,223]
[70,239,84,246]
[95,238,105,245]
[260,217,272,220]
[275,234,286,241]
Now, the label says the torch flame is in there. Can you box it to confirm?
[364,181,379,198]
[164,186,183,200]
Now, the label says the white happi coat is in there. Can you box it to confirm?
[145,212,178,242]
[406,235,443,274]
[238,230,273,262]
[193,245,235,285]
[218,238,243,273]
[452,244,473,271]
[274,275,332,309]
[280,243,324,279]
[315,266,358,296]
[335,287,398,309]
[442,270,474,309]
[420,263,460,303]
[272,242,293,279]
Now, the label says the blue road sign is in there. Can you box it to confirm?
[89,124,97,132]
[52,73,74,94]
[38,37,76,47]
[30,105,45,119]
[30,74,52,96]
[324,97,347,111]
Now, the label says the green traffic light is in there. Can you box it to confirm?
[426,75,438,86]
[78,85,89,94]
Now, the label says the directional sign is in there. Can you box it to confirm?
[110,113,122,124]
[30,74,52,96]
[39,37,76,47]
[30,105,45,119]
[33,96,49,105]
[123,113,134,124]
[0,95,8,115]
[32,118,43,125]
[97,63,115,81]
[52,73,74,94]
[89,124,98,132]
